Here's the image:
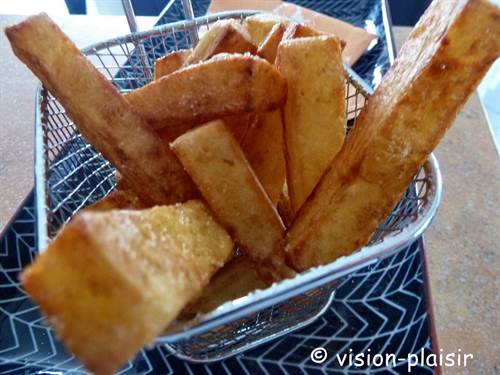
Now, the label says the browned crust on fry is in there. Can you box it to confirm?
[4,13,198,206]
[154,49,191,80]
[171,120,286,264]
[21,201,233,375]
[184,20,257,65]
[125,53,287,130]
[114,171,129,190]
[277,35,346,216]
[287,0,500,270]
[222,113,258,144]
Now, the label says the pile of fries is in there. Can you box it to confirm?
[5,0,500,373]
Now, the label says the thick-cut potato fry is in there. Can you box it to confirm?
[184,20,256,65]
[156,122,197,144]
[182,255,268,317]
[281,22,348,50]
[282,22,321,40]
[243,13,290,46]
[257,22,286,63]
[287,0,500,271]
[5,14,197,206]
[171,120,285,263]
[86,189,146,211]
[241,110,285,205]
[277,36,346,215]
[21,201,233,375]
[223,113,257,143]
[277,184,293,228]
[154,24,257,143]
[157,114,254,154]
[235,24,288,206]
[154,49,191,79]
[125,53,287,129]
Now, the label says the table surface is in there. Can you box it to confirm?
[0,15,498,373]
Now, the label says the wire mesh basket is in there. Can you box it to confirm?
[34,10,442,362]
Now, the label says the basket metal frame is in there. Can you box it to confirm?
[34,10,442,362]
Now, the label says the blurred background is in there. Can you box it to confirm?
[0,0,434,21]
[0,0,498,155]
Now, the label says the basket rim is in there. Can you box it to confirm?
[80,10,260,55]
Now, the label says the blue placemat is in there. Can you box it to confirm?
[0,1,437,373]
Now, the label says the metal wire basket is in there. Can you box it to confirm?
[34,10,442,362]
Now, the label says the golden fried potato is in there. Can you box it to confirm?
[282,22,321,40]
[243,13,290,46]
[86,189,146,211]
[182,255,268,318]
[232,23,288,206]
[156,115,249,148]
[281,22,348,50]
[171,120,285,263]
[277,36,346,215]
[154,49,191,80]
[257,22,286,63]
[21,201,233,375]
[184,19,256,65]
[125,53,287,130]
[223,113,257,144]
[5,14,197,206]
[241,110,286,205]
[277,184,293,228]
[287,0,500,270]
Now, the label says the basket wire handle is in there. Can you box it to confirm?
[181,0,199,45]
[120,0,153,81]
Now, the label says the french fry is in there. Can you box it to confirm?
[181,255,268,318]
[184,19,256,65]
[277,184,293,228]
[187,21,258,145]
[287,0,500,271]
[232,23,289,206]
[125,53,287,129]
[21,201,233,375]
[154,49,191,80]
[86,189,146,211]
[282,22,347,51]
[283,22,321,40]
[257,22,287,63]
[241,110,286,205]
[5,14,197,206]
[277,36,346,215]
[157,115,255,154]
[171,120,285,264]
[223,113,257,143]
[243,13,290,46]
[154,24,258,143]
